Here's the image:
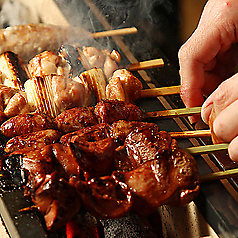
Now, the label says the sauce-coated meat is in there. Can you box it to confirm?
[0,111,55,138]
[76,175,133,220]
[94,99,142,124]
[113,149,199,216]
[4,129,61,153]
[55,106,98,134]
[60,123,110,145]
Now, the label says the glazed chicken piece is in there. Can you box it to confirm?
[0,111,55,138]
[76,175,133,220]
[60,123,110,146]
[94,99,142,124]
[72,137,116,180]
[55,106,98,134]
[0,51,29,90]
[113,148,200,216]
[109,120,160,145]
[4,129,61,154]
[5,143,82,231]
[124,128,176,166]
[28,50,70,78]
[106,69,143,103]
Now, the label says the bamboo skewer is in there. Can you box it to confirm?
[169,129,211,138]
[92,27,138,38]
[126,58,164,71]
[140,85,181,97]
[143,106,202,120]
[200,168,238,183]
[183,143,229,155]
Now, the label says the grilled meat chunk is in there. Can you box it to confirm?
[32,172,81,231]
[125,129,176,166]
[80,47,121,79]
[60,123,110,146]
[76,175,133,219]
[109,120,160,145]
[0,112,55,138]
[94,99,142,124]
[72,137,116,180]
[0,84,31,119]
[113,149,199,216]
[28,50,70,78]
[51,143,81,178]
[55,106,98,134]
[106,69,143,103]
[0,23,91,62]
[0,51,29,90]
[4,129,61,153]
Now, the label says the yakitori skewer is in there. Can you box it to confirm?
[200,168,238,183]
[92,27,138,38]
[183,143,229,155]
[143,106,202,120]
[140,85,181,98]
[125,58,164,71]
[169,129,211,138]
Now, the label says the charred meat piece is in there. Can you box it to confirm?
[76,175,133,219]
[4,129,61,153]
[109,120,160,145]
[106,69,143,103]
[60,123,110,146]
[55,106,98,134]
[4,145,54,189]
[0,112,55,138]
[28,50,70,78]
[125,129,176,166]
[0,51,29,90]
[32,172,81,231]
[72,137,116,180]
[113,149,199,216]
[94,99,142,124]
[113,124,174,172]
[51,143,81,178]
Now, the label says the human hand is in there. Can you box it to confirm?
[178,0,238,123]
[201,73,238,162]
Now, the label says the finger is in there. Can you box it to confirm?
[213,100,238,142]
[228,136,238,162]
[202,73,238,123]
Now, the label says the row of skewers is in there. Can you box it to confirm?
[0,24,236,237]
